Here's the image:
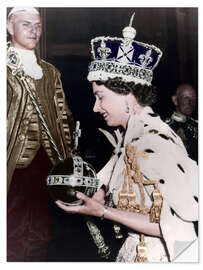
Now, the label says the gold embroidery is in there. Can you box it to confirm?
[135,234,148,262]
[117,144,150,213]
[150,183,163,223]
[117,143,163,262]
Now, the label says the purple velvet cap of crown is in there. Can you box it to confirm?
[93,39,161,70]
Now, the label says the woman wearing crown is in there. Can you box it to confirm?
[56,14,198,262]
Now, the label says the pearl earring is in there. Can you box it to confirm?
[125,101,130,113]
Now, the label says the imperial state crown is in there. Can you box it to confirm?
[87,13,162,86]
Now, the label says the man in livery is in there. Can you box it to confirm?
[7,7,75,261]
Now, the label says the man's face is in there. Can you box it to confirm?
[8,12,42,50]
[176,88,197,116]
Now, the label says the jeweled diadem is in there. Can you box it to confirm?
[87,13,162,86]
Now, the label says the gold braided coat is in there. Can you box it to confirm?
[7,46,75,191]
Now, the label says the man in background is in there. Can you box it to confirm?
[165,84,198,163]
[7,7,75,261]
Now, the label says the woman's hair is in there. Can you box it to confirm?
[95,77,157,106]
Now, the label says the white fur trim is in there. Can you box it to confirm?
[87,70,151,86]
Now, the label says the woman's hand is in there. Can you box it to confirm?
[92,188,105,205]
[55,191,105,218]
[55,190,162,237]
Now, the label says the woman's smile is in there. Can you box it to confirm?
[102,112,109,121]
[92,82,133,129]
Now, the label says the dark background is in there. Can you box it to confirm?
[38,7,198,171]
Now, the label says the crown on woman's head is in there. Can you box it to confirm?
[87,13,162,86]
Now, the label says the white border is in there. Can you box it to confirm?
[0,1,201,269]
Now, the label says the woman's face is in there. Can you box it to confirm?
[92,82,131,129]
